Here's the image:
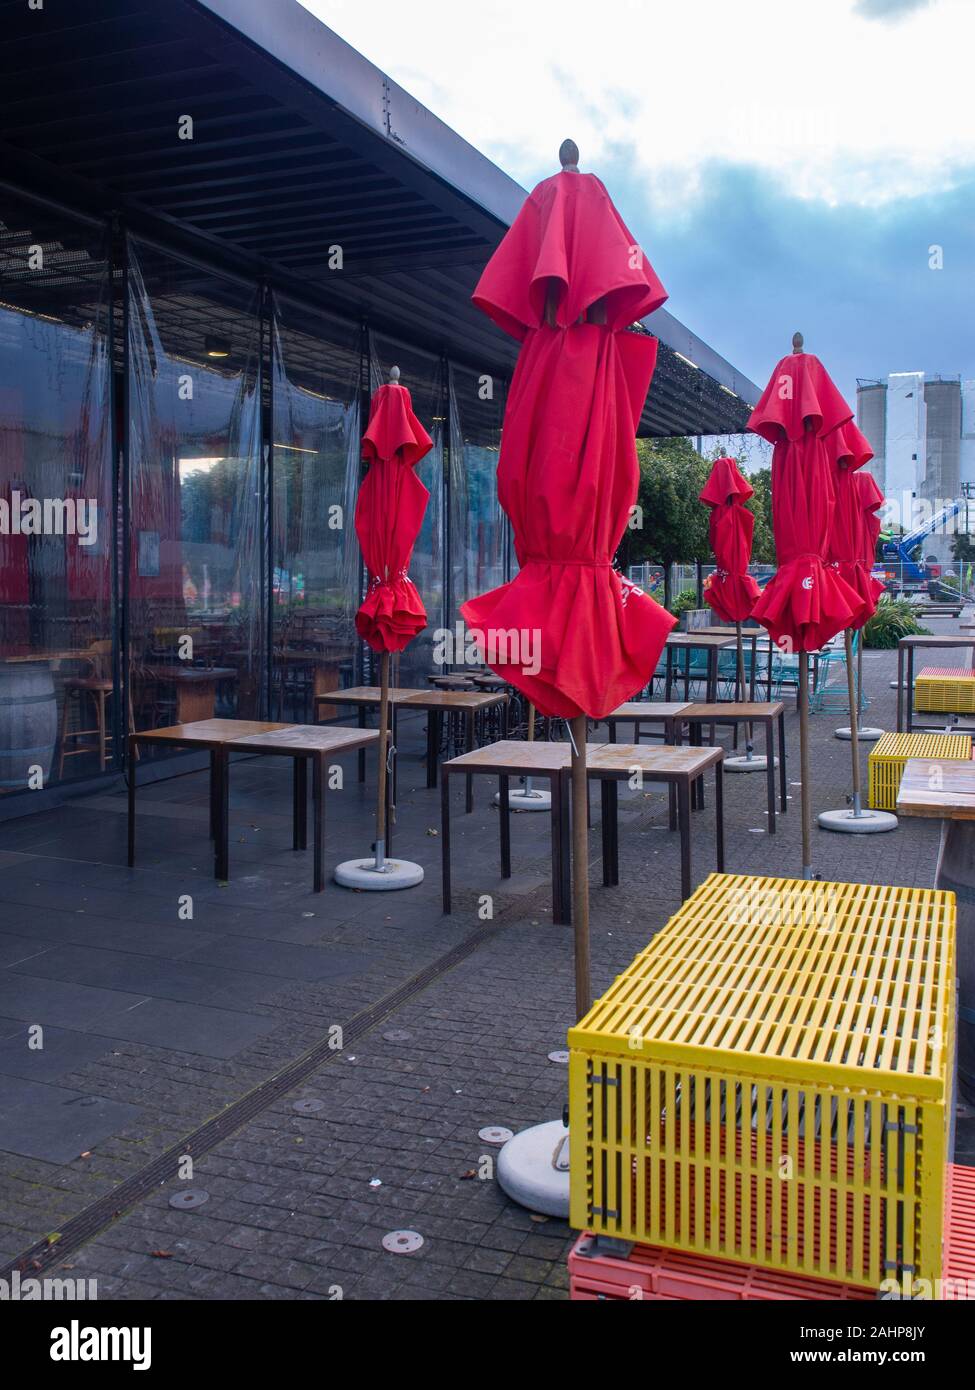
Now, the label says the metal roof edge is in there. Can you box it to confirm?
[192,0,760,409]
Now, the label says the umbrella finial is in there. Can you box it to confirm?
[792,331,804,355]
[559,139,580,172]
[388,364,401,385]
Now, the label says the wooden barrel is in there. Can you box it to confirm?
[0,662,57,791]
[935,819,975,1103]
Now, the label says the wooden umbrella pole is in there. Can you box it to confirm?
[798,650,813,877]
[570,713,592,1019]
[525,701,536,795]
[375,649,390,868]
[844,627,862,815]
[736,620,753,755]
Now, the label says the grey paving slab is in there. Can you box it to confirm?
[179,938,370,982]
[0,1075,141,1164]
[85,997,277,1058]
[0,1019,116,1083]
[0,971,147,1031]
[0,915,224,960]
[6,944,284,1010]
[0,932,51,968]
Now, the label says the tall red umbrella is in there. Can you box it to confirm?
[700,455,760,718]
[819,428,893,831]
[462,141,674,1016]
[336,366,431,889]
[749,334,864,876]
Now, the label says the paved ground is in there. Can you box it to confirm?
[0,624,972,1299]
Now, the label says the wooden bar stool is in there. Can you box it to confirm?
[58,640,115,775]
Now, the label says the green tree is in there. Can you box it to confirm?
[621,437,711,569]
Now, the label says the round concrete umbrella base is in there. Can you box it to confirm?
[889,680,908,689]
[835,726,885,741]
[818,808,898,834]
[496,1119,570,1218]
[494,788,552,812]
[724,755,775,773]
[334,858,424,890]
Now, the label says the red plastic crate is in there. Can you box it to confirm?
[569,1163,975,1301]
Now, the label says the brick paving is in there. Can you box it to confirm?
[2,625,973,1299]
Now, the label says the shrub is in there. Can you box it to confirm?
[668,588,700,618]
[862,595,931,649]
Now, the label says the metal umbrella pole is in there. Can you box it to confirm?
[499,700,552,810]
[725,620,774,772]
[819,627,896,833]
[836,626,883,741]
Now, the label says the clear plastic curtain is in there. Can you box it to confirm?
[368,334,444,686]
[270,295,361,718]
[0,191,113,791]
[126,240,263,730]
[448,363,506,626]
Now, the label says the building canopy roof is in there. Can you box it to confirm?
[0,0,759,435]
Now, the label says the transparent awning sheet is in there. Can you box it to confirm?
[270,294,362,719]
[127,238,263,731]
[0,190,114,790]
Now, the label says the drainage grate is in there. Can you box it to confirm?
[2,921,501,1279]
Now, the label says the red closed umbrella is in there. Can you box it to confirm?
[342,368,431,886]
[855,469,886,611]
[748,335,866,874]
[827,421,883,631]
[700,455,760,624]
[355,378,432,653]
[462,142,674,1015]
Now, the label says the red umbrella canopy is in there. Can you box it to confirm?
[748,351,864,653]
[460,168,675,719]
[354,381,432,653]
[699,456,761,623]
[826,421,885,629]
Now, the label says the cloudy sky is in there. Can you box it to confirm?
[300,0,974,408]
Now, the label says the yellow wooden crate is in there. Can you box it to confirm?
[568,873,956,1291]
[868,732,971,810]
[914,667,975,714]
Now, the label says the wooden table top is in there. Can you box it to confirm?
[442,739,721,777]
[143,665,238,683]
[680,700,785,719]
[604,702,690,720]
[318,686,507,710]
[899,635,975,649]
[224,724,380,754]
[131,719,290,748]
[665,633,736,649]
[896,757,975,820]
[699,626,766,639]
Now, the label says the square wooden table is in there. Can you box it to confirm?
[221,724,381,890]
[675,701,787,831]
[128,719,378,888]
[664,633,736,703]
[318,685,510,811]
[896,635,975,732]
[597,701,689,745]
[440,740,724,922]
[142,666,239,723]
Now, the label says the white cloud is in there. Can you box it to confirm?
[299,0,974,210]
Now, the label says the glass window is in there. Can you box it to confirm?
[127,240,263,738]
[448,362,506,627]
[271,295,361,721]
[0,191,114,794]
[368,334,444,688]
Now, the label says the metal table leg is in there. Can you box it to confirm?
[215,746,229,881]
[441,769,451,914]
[465,710,475,813]
[765,718,776,833]
[678,778,691,900]
[292,756,307,850]
[550,771,564,923]
[897,643,905,732]
[715,761,725,873]
[312,752,324,892]
[358,707,366,782]
[499,774,511,878]
[127,735,137,867]
[601,779,619,887]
